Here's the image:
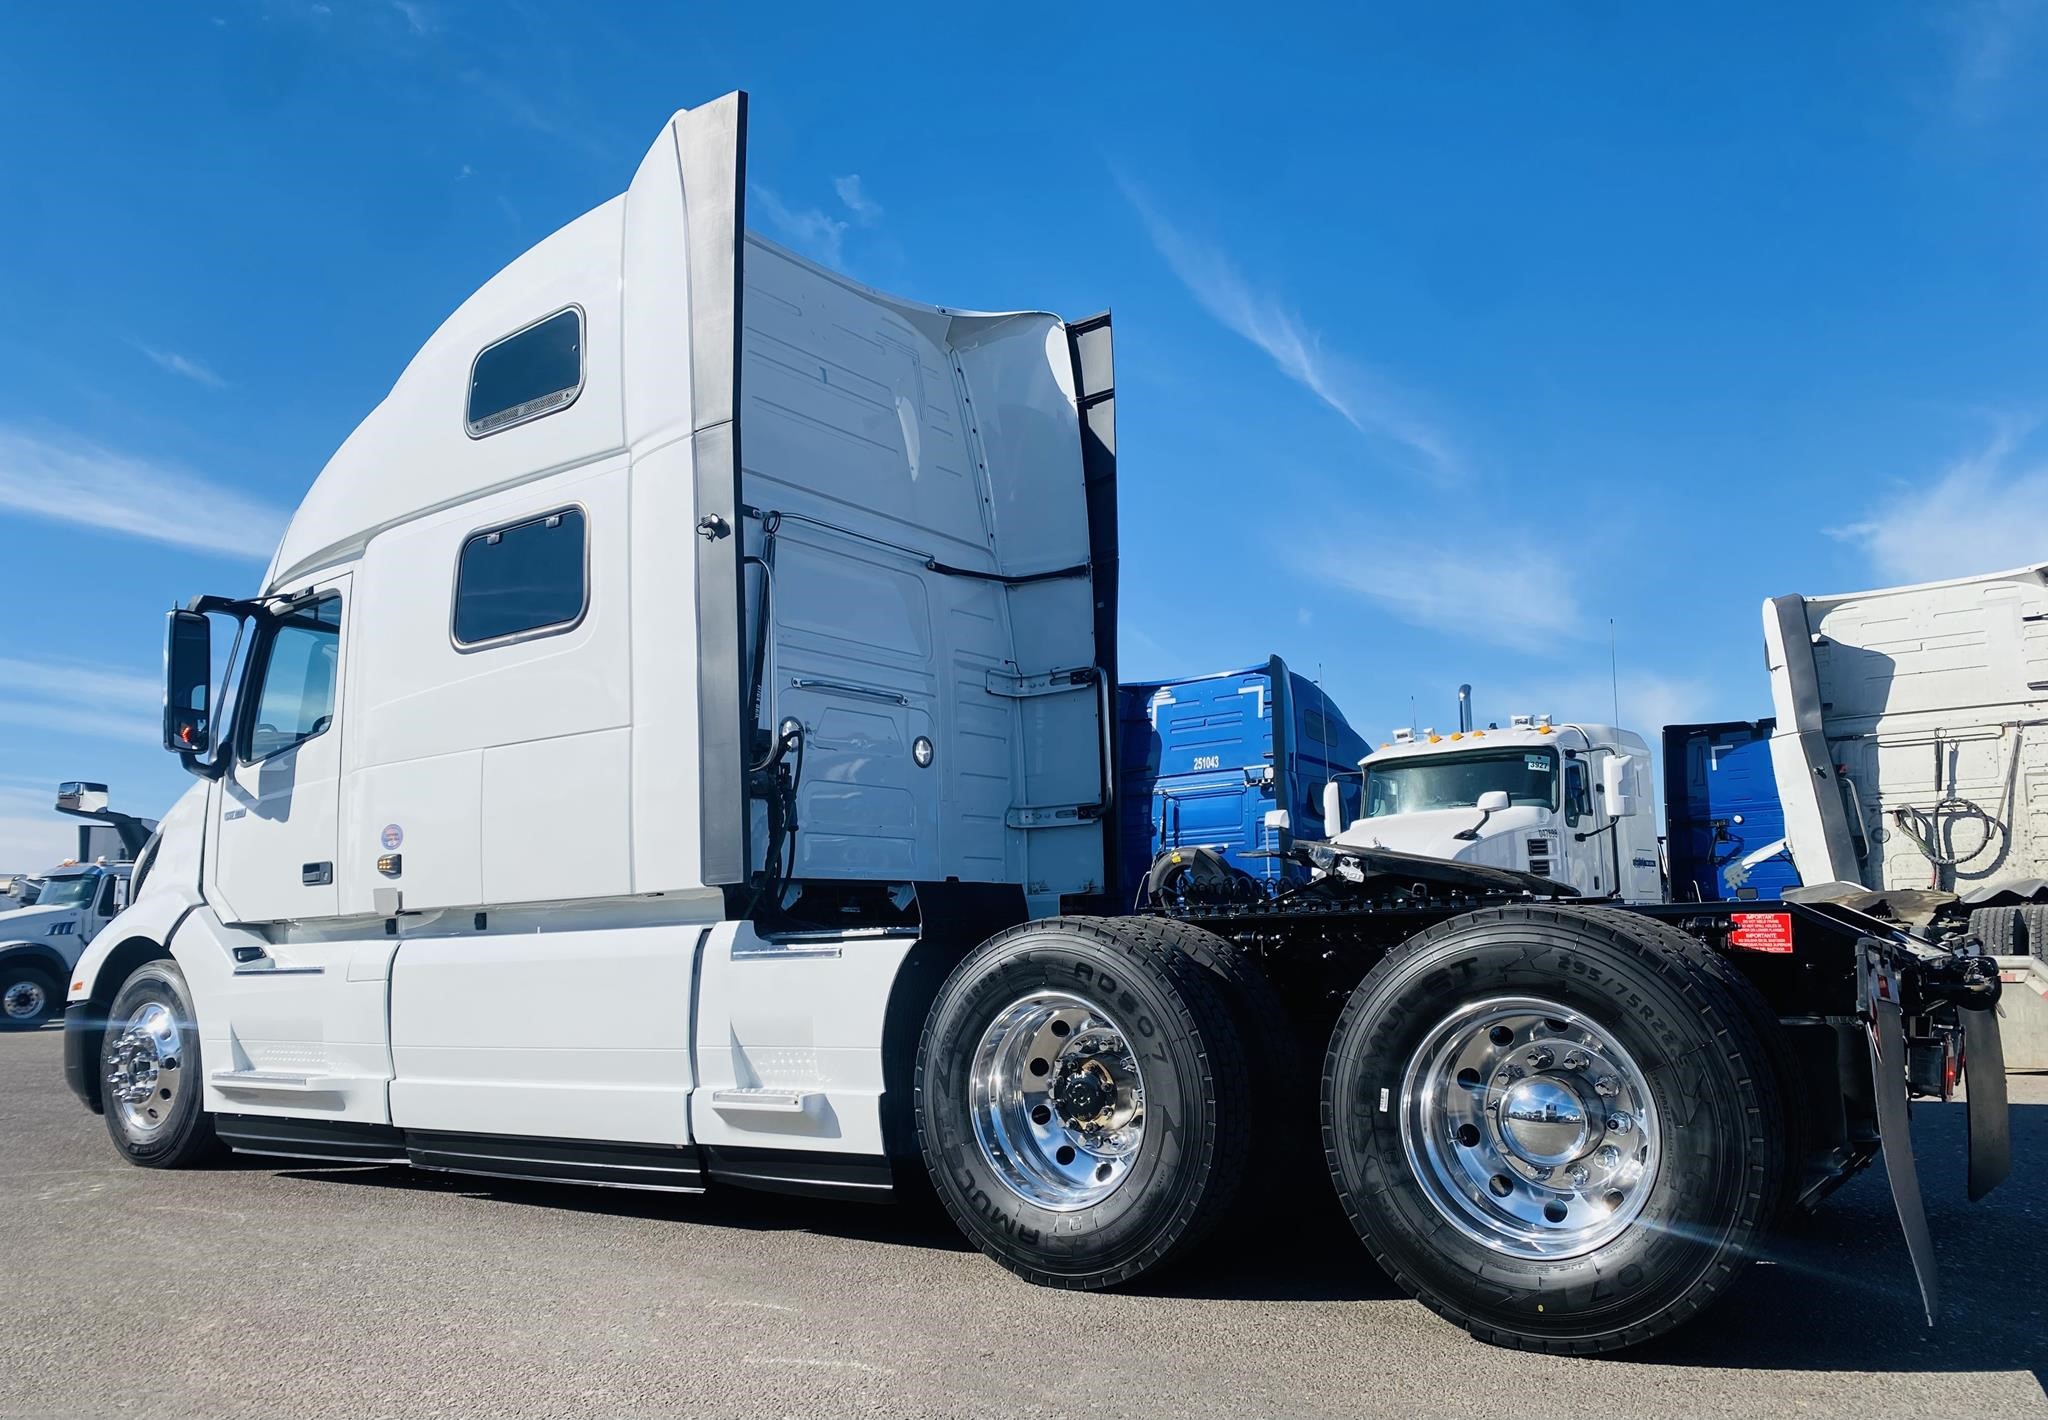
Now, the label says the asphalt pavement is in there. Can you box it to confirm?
[3,1026,2046,1419]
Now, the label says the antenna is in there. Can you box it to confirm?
[1609,618,1621,725]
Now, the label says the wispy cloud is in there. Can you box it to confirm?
[834,174,882,227]
[0,658,159,712]
[753,174,888,267]
[0,425,285,561]
[1119,177,1457,478]
[751,183,850,266]
[0,654,162,799]
[386,0,434,35]
[1305,533,1582,646]
[1832,413,2048,582]
[1943,0,2045,121]
[0,783,77,873]
[132,340,228,389]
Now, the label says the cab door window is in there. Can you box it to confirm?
[1564,759,1591,828]
[93,875,117,916]
[243,596,342,761]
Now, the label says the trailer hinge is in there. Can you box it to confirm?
[1007,803,1103,829]
[986,666,1100,698]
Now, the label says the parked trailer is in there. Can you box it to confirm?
[62,92,2008,1356]
[1117,657,1368,907]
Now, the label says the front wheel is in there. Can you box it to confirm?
[0,962,60,1030]
[915,916,1251,1289]
[101,959,221,1168]
[1324,905,1787,1353]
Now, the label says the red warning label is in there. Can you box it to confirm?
[1728,912,1794,954]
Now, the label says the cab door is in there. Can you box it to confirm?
[211,578,348,924]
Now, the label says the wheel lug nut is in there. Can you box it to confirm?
[1568,1165,1590,1186]
[1526,1048,1553,1069]
[1495,1065,1524,1083]
[1594,1076,1619,1098]
[1597,1145,1621,1168]
[1606,1114,1631,1134]
[1563,1052,1589,1071]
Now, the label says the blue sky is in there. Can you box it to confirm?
[3,0,2047,867]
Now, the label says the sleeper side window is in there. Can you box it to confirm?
[467,307,583,436]
[245,596,341,761]
[453,509,588,647]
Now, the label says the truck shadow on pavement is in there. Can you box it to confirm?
[273,1159,980,1255]
[272,1096,2048,1377]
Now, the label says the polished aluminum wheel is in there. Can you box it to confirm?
[969,991,1147,1211]
[106,1001,185,1136]
[2,978,48,1022]
[1400,995,1659,1259]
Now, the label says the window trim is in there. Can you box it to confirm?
[449,503,591,654]
[464,304,587,439]
[237,593,344,767]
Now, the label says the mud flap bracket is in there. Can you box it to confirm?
[1861,942,1939,1327]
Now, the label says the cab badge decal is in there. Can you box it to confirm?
[380,823,404,851]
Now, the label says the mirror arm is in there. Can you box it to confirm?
[1454,808,1492,842]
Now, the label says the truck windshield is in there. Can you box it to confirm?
[33,872,99,909]
[1364,748,1559,816]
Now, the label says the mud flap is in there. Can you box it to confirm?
[1864,946,1938,1326]
[1963,1004,2011,1202]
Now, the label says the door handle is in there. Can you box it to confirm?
[301,862,333,886]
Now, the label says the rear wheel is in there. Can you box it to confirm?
[916,916,1250,1289]
[1324,905,1786,1353]
[101,959,220,1168]
[0,963,59,1031]
[1970,906,2025,956]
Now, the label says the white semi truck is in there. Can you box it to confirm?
[1322,716,1661,902]
[1764,562,2048,936]
[0,783,151,1029]
[62,92,2011,1355]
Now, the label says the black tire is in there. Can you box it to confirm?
[1323,904,1787,1354]
[1567,905,1807,1223]
[1139,916,1311,1166]
[101,959,221,1169]
[0,962,61,1031]
[915,915,1250,1289]
[2023,906,2048,964]
[1970,906,2025,956]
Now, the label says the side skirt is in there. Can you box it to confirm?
[211,1114,892,1203]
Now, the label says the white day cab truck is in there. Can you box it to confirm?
[0,783,152,1029]
[63,92,2012,1355]
[1317,714,1662,902]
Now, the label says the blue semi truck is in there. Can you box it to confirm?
[1662,719,1799,903]
[1117,657,1369,908]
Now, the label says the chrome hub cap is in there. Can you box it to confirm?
[2,979,47,1021]
[1400,995,1659,1259]
[969,991,1146,1211]
[106,1002,183,1136]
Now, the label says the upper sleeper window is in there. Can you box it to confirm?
[467,307,583,436]
[453,509,587,647]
